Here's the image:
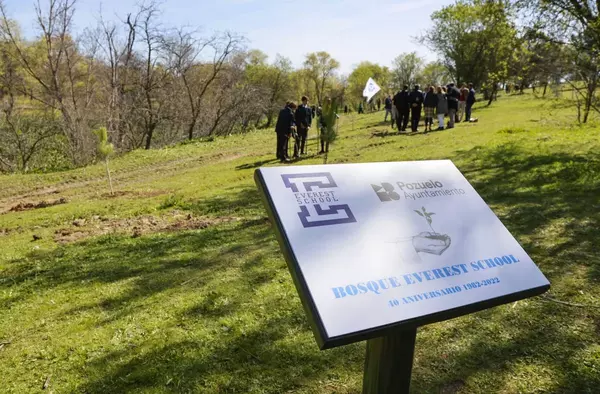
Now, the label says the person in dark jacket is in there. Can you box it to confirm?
[446,83,460,129]
[466,83,476,122]
[384,94,393,122]
[393,85,410,132]
[423,86,438,132]
[275,101,297,162]
[294,96,312,157]
[408,85,424,132]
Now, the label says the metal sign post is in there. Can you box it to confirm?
[363,327,417,393]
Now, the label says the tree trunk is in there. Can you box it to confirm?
[266,112,274,128]
[487,84,498,106]
[145,126,154,149]
[187,117,197,140]
[583,86,593,123]
[543,83,548,97]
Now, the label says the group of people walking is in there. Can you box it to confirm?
[275,96,331,163]
[389,83,476,132]
[274,84,476,162]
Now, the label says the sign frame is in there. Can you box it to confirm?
[254,162,550,350]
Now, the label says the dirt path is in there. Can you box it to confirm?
[0,151,246,213]
[53,211,240,244]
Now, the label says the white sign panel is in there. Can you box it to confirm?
[255,161,550,349]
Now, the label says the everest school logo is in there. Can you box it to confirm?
[281,173,357,228]
[371,182,400,202]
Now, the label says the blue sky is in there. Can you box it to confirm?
[5,0,454,74]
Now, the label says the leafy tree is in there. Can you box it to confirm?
[303,52,340,105]
[517,0,600,122]
[508,33,567,96]
[290,68,316,105]
[421,0,517,104]
[244,52,294,128]
[418,61,453,87]
[329,74,349,110]
[391,52,424,89]
[347,61,391,106]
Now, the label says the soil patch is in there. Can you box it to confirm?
[99,190,167,199]
[440,379,466,394]
[54,212,238,244]
[7,197,68,213]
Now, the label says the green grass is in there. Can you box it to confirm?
[2,92,600,393]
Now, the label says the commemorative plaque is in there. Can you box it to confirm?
[255,160,549,393]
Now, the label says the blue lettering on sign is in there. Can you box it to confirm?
[331,254,519,300]
[282,172,357,228]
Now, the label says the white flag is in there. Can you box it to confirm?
[363,77,381,101]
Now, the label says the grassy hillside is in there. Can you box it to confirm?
[1,93,600,393]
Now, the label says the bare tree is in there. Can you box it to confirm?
[136,2,164,149]
[0,0,302,171]
[0,0,97,164]
[263,55,293,128]
[0,44,60,171]
[164,29,241,140]
[96,9,140,149]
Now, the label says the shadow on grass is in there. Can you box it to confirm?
[288,153,322,163]
[235,158,280,170]
[423,141,600,393]
[78,311,363,393]
[454,142,600,268]
[370,130,401,138]
[413,300,599,393]
[182,187,265,219]
[2,216,272,311]
[370,129,440,138]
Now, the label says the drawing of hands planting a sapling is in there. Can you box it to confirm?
[411,207,451,256]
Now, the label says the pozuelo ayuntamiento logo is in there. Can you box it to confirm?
[281,172,357,228]
[371,180,466,202]
[371,183,400,202]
